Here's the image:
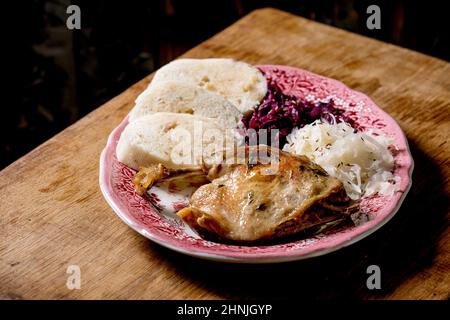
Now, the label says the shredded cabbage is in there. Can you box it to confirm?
[241,78,354,147]
[283,121,400,200]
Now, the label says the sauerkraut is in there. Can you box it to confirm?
[283,121,400,200]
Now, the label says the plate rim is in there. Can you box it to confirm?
[99,64,414,263]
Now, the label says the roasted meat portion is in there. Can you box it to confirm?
[178,146,356,243]
[133,164,171,195]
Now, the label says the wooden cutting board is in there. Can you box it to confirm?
[1,8,449,300]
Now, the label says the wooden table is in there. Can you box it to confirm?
[1,8,449,300]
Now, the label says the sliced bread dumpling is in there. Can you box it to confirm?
[151,58,267,113]
[116,113,235,170]
[129,80,242,128]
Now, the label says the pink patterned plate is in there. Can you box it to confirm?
[99,65,413,263]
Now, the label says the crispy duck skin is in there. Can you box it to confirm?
[133,164,171,195]
[177,146,356,243]
[133,164,210,195]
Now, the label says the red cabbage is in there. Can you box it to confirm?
[241,78,354,147]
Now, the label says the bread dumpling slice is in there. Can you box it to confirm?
[151,58,267,113]
[116,113,235,170]
[129,80,242,128]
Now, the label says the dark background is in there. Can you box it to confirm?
[3,0,449,169]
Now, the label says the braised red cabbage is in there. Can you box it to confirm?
[241,78,354,147]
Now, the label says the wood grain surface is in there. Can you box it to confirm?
[1,8,449,300]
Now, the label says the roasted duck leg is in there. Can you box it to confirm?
[178,146,356,243]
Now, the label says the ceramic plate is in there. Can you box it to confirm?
[99,65,413,263]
